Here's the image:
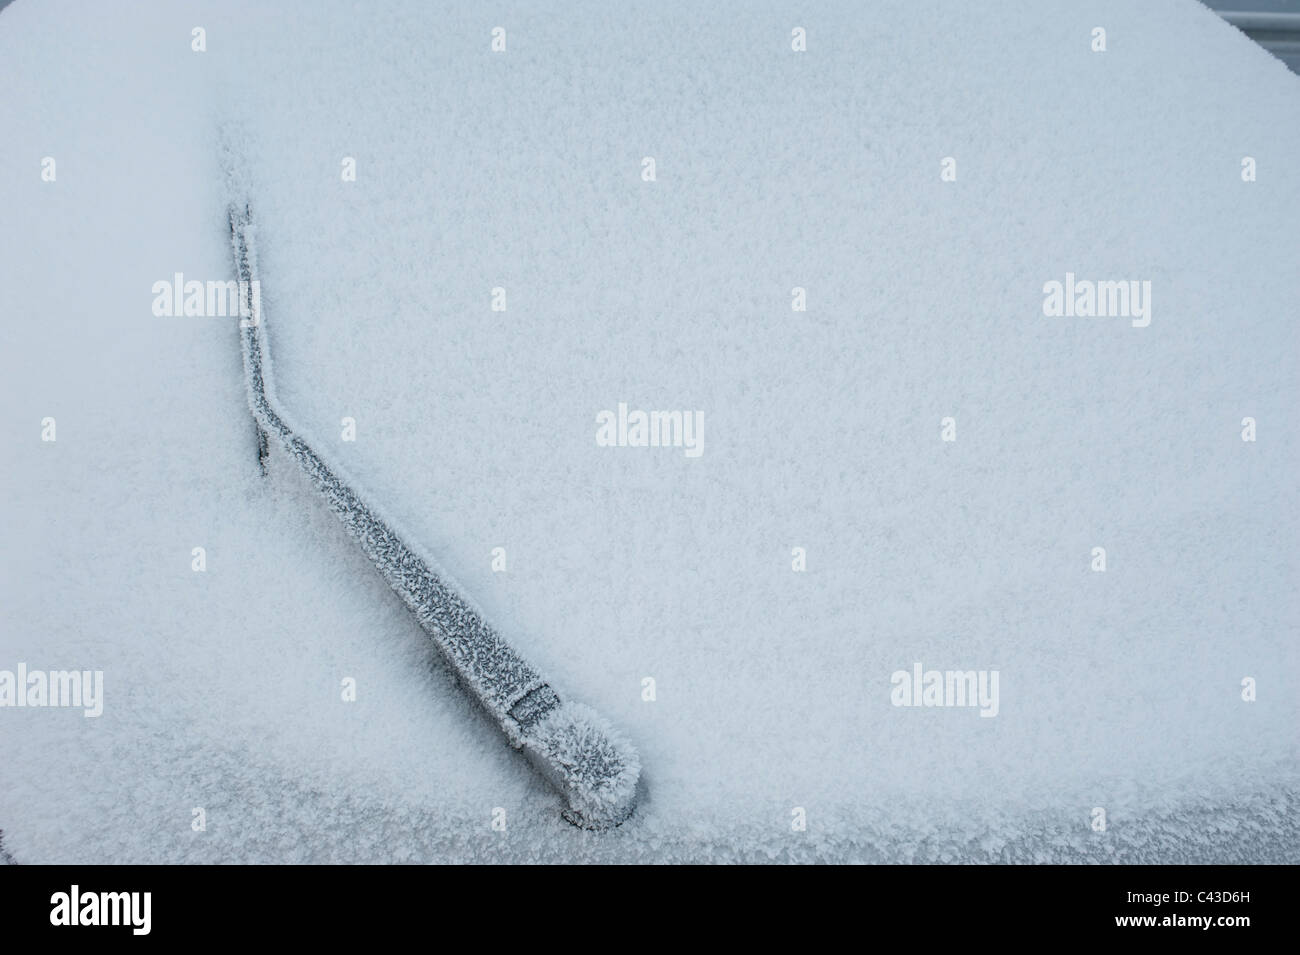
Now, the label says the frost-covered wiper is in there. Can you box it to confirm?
[228,203,640,829]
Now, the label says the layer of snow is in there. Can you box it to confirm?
[1,0,1297,862]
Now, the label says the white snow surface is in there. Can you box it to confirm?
[1,0,1297,862]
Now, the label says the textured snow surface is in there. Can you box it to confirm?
[230,205,639,828]
[1,0,1297,862]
